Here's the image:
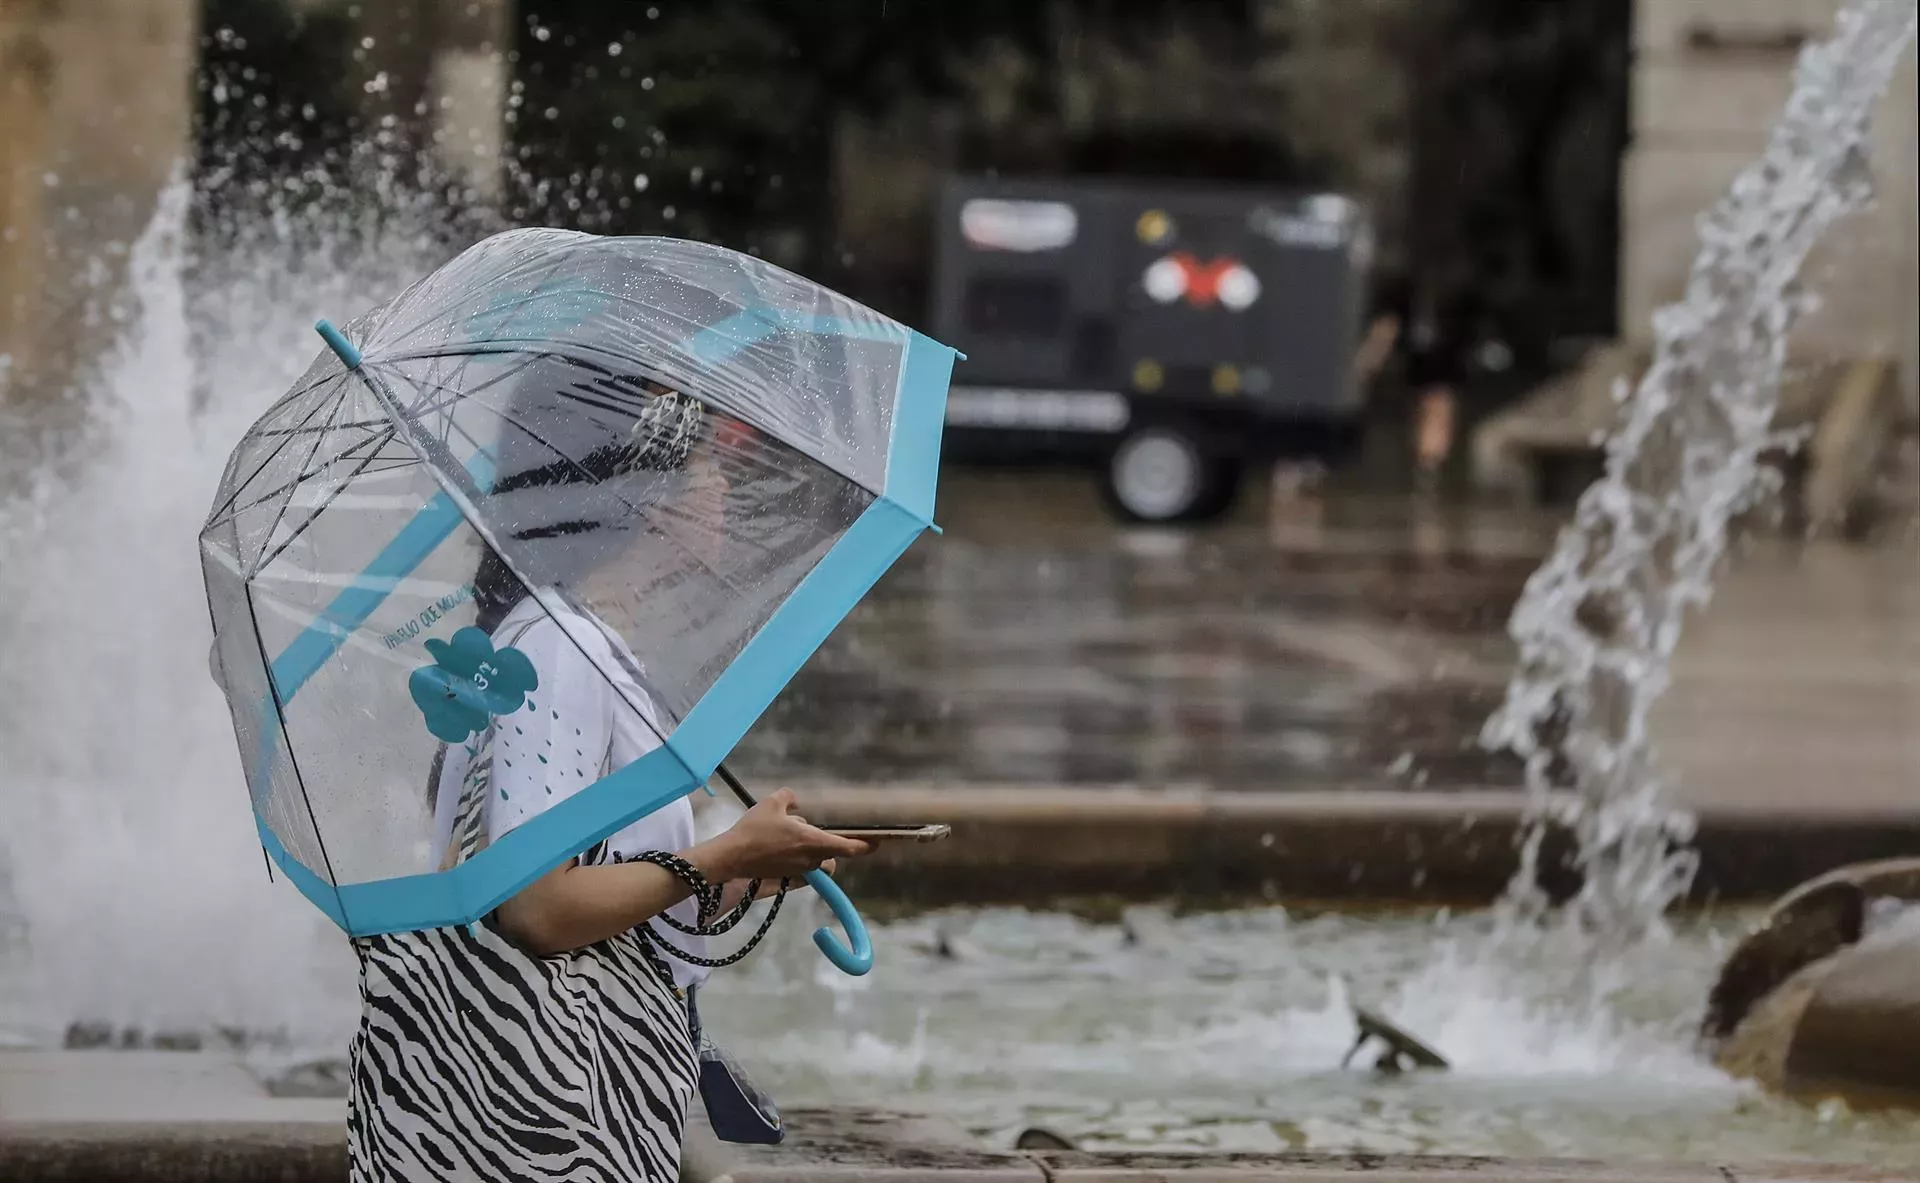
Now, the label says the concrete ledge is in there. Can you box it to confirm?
[0,1122,346,1183]
[1025,1158,1906,1182]
[1468,344,1866,509]
[800,784,1920,907]
[689,1108,1907,1183]
[0,1051,344,1183]
[1803,357,1901,530]
[1,1087,1905,1183]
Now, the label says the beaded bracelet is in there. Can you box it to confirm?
[625,850,724,924]
[656,882,761,936]
[622,850,794,970]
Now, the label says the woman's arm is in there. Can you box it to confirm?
[494,855,705,958]
[494,789,869,956]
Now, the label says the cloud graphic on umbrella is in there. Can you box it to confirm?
[408,627,540,742]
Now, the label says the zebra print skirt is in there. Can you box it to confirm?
[347,916,697,1182]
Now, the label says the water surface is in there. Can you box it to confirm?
[699,904,1920,1166]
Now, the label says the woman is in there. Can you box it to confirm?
[348,362,870,1182]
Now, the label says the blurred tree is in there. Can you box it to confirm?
[194,0,361,197]
[189,0,1626,375]
[1406,0,1630,379]
[511,0,1049,291]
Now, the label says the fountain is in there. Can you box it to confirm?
[0,0,1915,1164]
[0,173,461,1053]
[1482,0,1919,952]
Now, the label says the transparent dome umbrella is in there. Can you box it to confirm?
[199,228,961,975]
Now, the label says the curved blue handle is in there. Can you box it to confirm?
[803,869,873,976]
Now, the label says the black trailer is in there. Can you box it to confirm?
[930,176,1371,521]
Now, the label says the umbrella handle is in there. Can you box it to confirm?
[711,766,871,975]
[804,869,873,976]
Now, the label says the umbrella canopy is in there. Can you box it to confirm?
[200,228,957,959]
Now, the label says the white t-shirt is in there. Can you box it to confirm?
[435,594,710,988]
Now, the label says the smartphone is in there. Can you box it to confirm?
[822,824,951,843]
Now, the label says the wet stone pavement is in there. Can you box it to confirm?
[733,471,1559,793]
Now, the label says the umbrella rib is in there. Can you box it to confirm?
[213,427,400,524]
[399,352,833,575]
[242,416,391,442]
[542,381,658,424]
[206,384,343,523]
[252,428,405,574]
[446,396,668,567]
[242,583,351,925]
[246,375,360,579]
[396,349,554,431]
[374,340,877,497]
[200,562,275,884]
[248,366,358,430]
[387,349,565,460]
[350,363,509,564]
[373,252,579,347]
[452,392,718,598]
[441,371,818,607]
[423,361,653,497]
[397,354,675,483]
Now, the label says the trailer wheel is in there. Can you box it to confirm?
[1103,427,1238,523]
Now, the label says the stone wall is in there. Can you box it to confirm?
[0,0,198,401]
[1624,0,1919,406]
[0,0,513,410]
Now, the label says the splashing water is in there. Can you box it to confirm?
[0,177,464,1049]
[1483,0,1919,952]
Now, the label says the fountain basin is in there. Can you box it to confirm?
[678,906,1920,1168]
[7,905,1920,1177]
[2,1096,1902,1183]
[1707,859,1920,1107]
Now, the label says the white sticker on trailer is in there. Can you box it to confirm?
[944,388,1130,432]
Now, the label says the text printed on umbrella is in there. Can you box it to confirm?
[408,627,540,743]
[381,583,475,650]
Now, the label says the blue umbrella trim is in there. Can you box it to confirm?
[252,317,957,956]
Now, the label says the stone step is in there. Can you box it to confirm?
[798,783,1920,907]
[1468,349,1904,525]
[0,1073,1900,1183]
[0,1050,340,1126]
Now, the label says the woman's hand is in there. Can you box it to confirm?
[716,863,836,912]
[690,788,872,883]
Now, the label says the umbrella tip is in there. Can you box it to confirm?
[315,319,363,370]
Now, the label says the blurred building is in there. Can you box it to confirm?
[1626,0,1917,396]
[1474,0,1919,508]
[0,0,508,411]
[0,0,195,399]
[6,0,1910,473]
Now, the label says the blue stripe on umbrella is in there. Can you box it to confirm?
[267,453,497,703]
[683,306,906,366]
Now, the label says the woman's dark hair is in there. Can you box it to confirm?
[470,365,703,632]
[472,549,525,634]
